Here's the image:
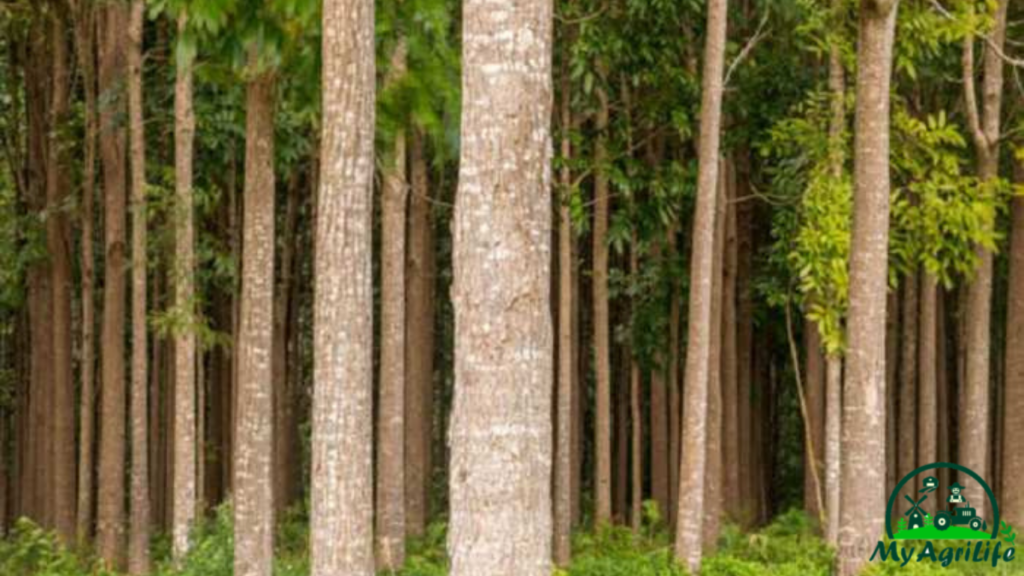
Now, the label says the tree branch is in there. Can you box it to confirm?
[724,7,770,89]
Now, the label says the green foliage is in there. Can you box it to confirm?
[0,518,114,576]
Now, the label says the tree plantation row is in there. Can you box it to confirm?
[0,0,1021,575]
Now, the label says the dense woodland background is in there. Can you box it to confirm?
[0,0,1022,575]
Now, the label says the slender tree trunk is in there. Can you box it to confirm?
[824,355,841,544]
[97,2,130,565]
[960,0,1006,524]
[405,129,434,537]
[273,171,300,519]
[668,227,682,520]
[918,272,937,467]
[735,154,755,525]
[721,172,739,521]
[593,85,612,526]
[702,164,726,548]
[837,2,897,573]
[377,39,408,571]
[674,0,727,565]
[127,2,150,571]
[899,270,918,479]
[629,242,643,532]
[1003,157,1024,526]
[885,290,899,494]
[553,61,574,565]
[448,0,553,572]
[75,0,98,545]
[233,61,277,576]
[804,322,825,520]
[172,12,197,562]
[46,9,76,545]
[311,0,375,572]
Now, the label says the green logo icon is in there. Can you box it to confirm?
[886,462,999,540]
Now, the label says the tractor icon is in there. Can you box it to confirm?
[935,500,985,532]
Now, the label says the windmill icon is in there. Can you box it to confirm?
[905,494,928,530]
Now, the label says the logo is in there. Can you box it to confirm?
[870,462,1017,568]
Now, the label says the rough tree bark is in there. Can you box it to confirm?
[674,0,727,566]
[918,271,938,467]
[448,0,553,573]
[1003,157,1024,525]
[97,2,129,566]
[311,0,375,572]
[127,2,151,571]
[837,1,897,574]
[554,58,573,565]
[629,241,642,532]
[899,270,918,479]
[805,322,825,521]
[405,129,434,537]
[593,84,612,526]
[703,163,726,547]
[722,167,740,520]
[233,61,276,576]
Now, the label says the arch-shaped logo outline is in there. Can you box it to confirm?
[885,462,999,540]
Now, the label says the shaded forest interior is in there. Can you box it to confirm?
[0,0,1023,575]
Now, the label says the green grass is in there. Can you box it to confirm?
[894,525,989,540]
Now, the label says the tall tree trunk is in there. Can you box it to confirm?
[629,242,643,532]
[885,290,899,494]
[405,129,434,536]
[673,0,727,565]
[1003,157,1024,526]
[804,322,825,520]
[593,85,612,526]
[448,0,553,572]
[46,9,76,544]
[234,61,276,576]
[735,153,755,525]
[97,2,129,566]
[960,0,1006,524]
[899,271,918,479]
[721,171,739,522]
[377,39,408,571]
[668,227,681,520]
[918,272,938,467]
[172,12,197,563]
[311,0,375,572]
[837,2,897,573]
[273,171,300,519]
[127,2,150,571]
[824,355,841,544]
[703,164,726,548]
[553,59,574,565]
[74,0,98,545]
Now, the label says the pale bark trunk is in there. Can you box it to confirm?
[127,2,151,571]
[377,39,408,571]
[233,65,276,576]
[838,3,897,574]
[917,272,938,467]
[703,164,726,548]
[1002,157,1024,525]
[824,355,841,544]
[46,9,76,545]
[97,2,129,566]
[448,0,553,573]
[898,270,918,479]
[554,62,573,565]
[405,129,434,536]
[172,12,197,563]
[75,0,98,545]
[311,0,375,572]
[593,86,612,526]
[674,0,727,565]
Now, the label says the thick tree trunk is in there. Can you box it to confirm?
[46,9,76,544]
[75,0,98,545]
[405,130,434,536]
[234,65,276,576]
[899,270,918,479]
[918,272,938,467]
[377,39,408,571]
[448,0,553,573]
[311,0,375,572]
[1003,157,1024,526]
[97,2,130,566]
[593,86,612,526]
[127,3,151,571]
[837,3,897,574]
[804,322,825,520]
[674,0,727,566]
[703,165,726,548]
[172,13,197,562]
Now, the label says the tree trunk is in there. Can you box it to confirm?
[233,63,276,576]
[75,0,98,545]
[898,270,918,480]
[702,163,726,548]
[804,321,825,520]
[824,355,841,544]
[735,153,755,525]
[918,272,937,467]
[97,2,130,566]
[172,12,197,563]
[837,2,897,574]
[593,85,612,526]
[1002,157,1024,526]
[721,171,739,521]
[311,0,375,572]
[273,170,300,520]
[127,2,150,571]
[885,288,899,495]
[674,0,727,565]
[46,9,76,545]
[629,242,643,532]
[405,129,434,537]
[553,60,573,565]
[448,0,553,572]
[376,39,408,571]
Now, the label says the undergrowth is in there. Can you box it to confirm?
[2,504,1021,576]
